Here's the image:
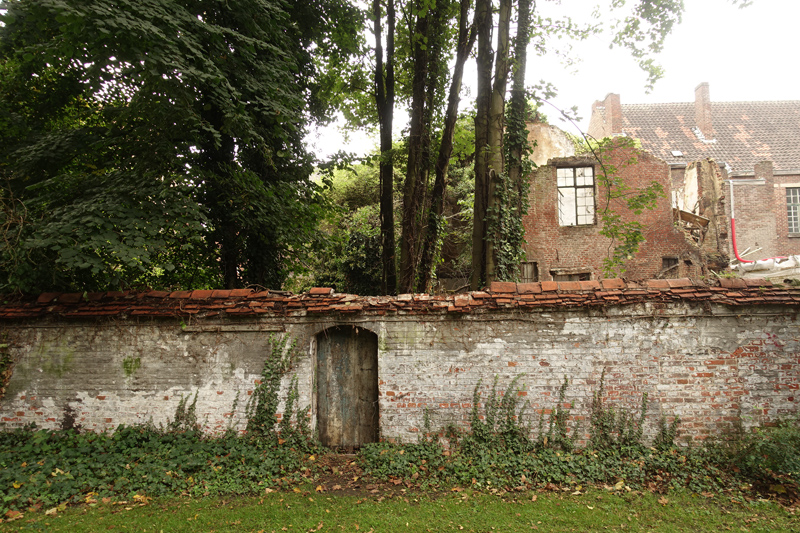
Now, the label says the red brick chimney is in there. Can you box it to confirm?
[694,82,713,139]
[588,93,622,139]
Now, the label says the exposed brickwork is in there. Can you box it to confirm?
[522,144,702,281]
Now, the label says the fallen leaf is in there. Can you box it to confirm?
[658,497,669,505]
[293,487,302,493]
[332,485,342,490]
[531,495,538,502]
[45,508,58,516]
[316,485,324,492]
[4,510,23,520]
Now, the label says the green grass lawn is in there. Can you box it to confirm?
[4,488,796,532]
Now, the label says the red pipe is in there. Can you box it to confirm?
[730,218,753,263]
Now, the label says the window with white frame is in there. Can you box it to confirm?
[557,167,595,226]
[788,187,800,234]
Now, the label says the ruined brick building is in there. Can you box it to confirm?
[589,83,800,265]
[521,83,800,282]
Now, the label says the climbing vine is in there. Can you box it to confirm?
[0,334,12,401]
[586,137,664,277]
[484,96,538,281]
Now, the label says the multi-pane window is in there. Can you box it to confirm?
[787,187,800,234]
[557,167,595,226]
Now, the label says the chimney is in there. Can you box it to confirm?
[588,93,622,139]
[754,160,774,186]
[694,82,713,139]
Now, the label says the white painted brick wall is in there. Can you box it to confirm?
[1,302,799,443]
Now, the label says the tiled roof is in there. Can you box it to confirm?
[0,278,795,320]
[621,101,800,173]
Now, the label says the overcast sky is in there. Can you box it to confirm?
[307,0,798,158]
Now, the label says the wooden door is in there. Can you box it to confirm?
[316,326,379,448]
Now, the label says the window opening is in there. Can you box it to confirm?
[787,187,800,234]
[557,167,595,226]
[519,261,539,282]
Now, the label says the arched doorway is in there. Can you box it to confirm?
[316,326,379,448]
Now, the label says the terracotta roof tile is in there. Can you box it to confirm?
[558,281,582,292]
[541,281,558,292]
[37,293,60,304]
[58,293,82,304]
[0,278,795,321]
[309,287,333,296]
[621,101,800,173]
[490,281,517,293]
[601,279,626,289]
[170,291,193,299]
[190,290,214,299]
[211,290,232,299]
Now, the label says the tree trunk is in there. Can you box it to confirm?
[399,2,431,294]
[484,0,512,285]
[374,0,397,295]
[507,0,532,215]
[470,0,492,291]
[416,0,477,293]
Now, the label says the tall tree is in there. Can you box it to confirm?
[0,0,361,292]
[415,0,477,292]
[373,0,398,294]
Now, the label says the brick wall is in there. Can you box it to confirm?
[728,163,800,260]
[2,296,798,443]
[523,143,701,280]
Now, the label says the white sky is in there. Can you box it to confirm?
[307,0,799,159]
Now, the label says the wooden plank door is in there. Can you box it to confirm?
[316,326,379,448]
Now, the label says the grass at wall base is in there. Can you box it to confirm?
[0,373,798,524]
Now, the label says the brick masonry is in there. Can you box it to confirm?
[1,281,799,443]
[523,144,704,281]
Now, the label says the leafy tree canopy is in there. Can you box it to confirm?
[0,0,362,292]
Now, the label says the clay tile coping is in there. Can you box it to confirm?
[600,279,626,290]
[558,281,581,292]
[37,292,60,304]
[489,281,517,293]
[105,291,129,298]
[170,290,193,299]
[229,289,253,297]
[719,278,745,289]
[58,293,82,304]
[190,289,214,299]
[540,281,558,292]
[211,290,232,298]
[579,280,601,291]
[744,278,771,287]
[646,279,671,290]
[517,283,541,294]
[309,287,334,296]
[666,278,693,288]
[145,290,170,298]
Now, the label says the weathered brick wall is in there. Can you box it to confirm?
[2,296,798,443]
[523,144,701,281]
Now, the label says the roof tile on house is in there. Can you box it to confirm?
[621,101,800,173]
[0,279,796,321]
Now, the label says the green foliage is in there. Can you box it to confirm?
[537,376,574,452]
[578,137,665,277]
[588,369,648,450]
[0,335,11,400]
[0,424,309,515]
[168,391,199,433]
[711,416,800,484]
[0,0,361,292]
[245,335,298,438]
